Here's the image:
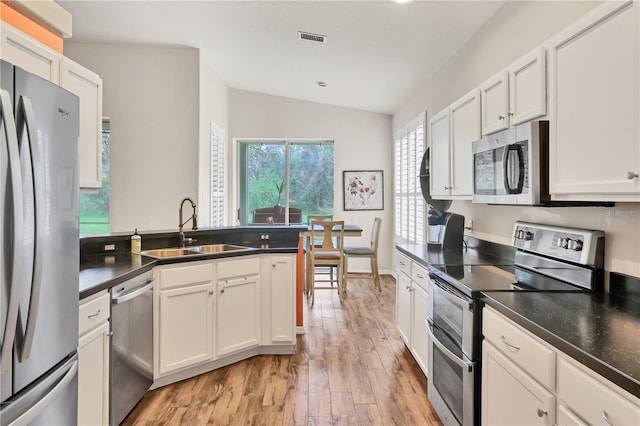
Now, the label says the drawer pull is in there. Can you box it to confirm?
[536,408,547,418]
[501,335,520,351]
[87,310,101,319]
[416,274,424,279]
[602,409,614,426]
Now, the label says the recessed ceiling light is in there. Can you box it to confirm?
[317,81,327,88]
[391,0,413,4]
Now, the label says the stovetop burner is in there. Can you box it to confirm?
[430,264,590,298]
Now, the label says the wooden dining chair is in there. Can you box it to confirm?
[305,215,335,293]
[342,217,382,293]
[309,220,345,306]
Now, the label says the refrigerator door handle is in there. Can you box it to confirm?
[16,96,45,362]
[0,89,24,374]
[6,360,78,426]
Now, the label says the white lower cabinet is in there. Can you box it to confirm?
[482,341,555,426]
[217,274,260,356]
[556,355,640,426]
[154,254,295,385]
[483,307,640,426]
[78,290,110,426]
[265,255,296,344]
[410,283,429,374]
[155,261,215,376]
[395,251,429,376]
[159,282,214,374]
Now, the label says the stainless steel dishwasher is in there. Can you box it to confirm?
[110,270,154,426]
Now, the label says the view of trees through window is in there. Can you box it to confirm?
[79,121,110,234]
[240,141,334,224]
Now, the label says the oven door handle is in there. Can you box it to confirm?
[429,275,473,310]
[427,319,465,355]
[427,327,474,372]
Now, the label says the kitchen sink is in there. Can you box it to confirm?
[141,244,252,258]
[190,244,251,253]
[141,248,200,258]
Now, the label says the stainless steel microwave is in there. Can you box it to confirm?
[472,121,549,205]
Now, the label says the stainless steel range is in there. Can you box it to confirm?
[426,222,605,426]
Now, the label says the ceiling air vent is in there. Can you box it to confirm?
[298,31,327,44]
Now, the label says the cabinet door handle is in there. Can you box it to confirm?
[405,286,411,290]
[501,335,520,351]
[508,112,514,117]
[208,290,213,295]
[444,186,450,190]
[601,409,615,426]
[498,115,505,120]
[87,310,101,319]
[220,289,225,294]
[536,408,547,418]
[627,171,639,180]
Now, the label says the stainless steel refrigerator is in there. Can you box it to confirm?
[1,60,80,425]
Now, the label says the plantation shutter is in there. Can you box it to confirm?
[210,122,225,227]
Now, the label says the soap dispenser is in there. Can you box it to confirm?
[131,228,142,254]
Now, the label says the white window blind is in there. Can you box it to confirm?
[210,122,225,227]
[394,112,426,244]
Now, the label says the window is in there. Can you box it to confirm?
[79,120,110,234]
[210,122,225,227]
[238,141,334,225]
[394,112,425,244]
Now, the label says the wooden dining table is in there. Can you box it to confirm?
[294,224,363,327]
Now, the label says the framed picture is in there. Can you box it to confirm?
[343,170,384,211]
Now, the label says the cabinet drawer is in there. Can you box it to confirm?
[483,307,556,390]
[79,290,110,336]
[557,356,640,426]
[159,262,213,289]
[396,252,411,277]
[217,257,260,280]
[411,263,429,291]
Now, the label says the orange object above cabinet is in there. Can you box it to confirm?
[1,1,64,53]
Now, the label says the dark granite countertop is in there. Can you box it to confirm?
[396,243,512,268]
[396,243,640,398]
[482,291,640,398]
[79,245,298,300]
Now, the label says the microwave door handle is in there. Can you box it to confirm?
[16,96,44,362]
[0,90,24,373]
[503,144,525,194]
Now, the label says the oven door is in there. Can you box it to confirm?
[427,322,475,426]
[427,275,475,360]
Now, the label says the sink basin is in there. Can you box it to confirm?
[191,244,250,253]
[141,248,200,258]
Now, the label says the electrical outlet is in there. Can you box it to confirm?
[103,243,116,252]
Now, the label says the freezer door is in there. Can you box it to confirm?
[0,354,78,425]
[12,67,79,393]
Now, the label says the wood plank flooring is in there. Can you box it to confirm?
[122,275,442,425]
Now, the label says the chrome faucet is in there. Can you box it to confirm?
[178,197,198,247]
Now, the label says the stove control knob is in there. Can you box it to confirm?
[523,231,534,241]
[557,238,568,249]
[567,239,583,251]
[516,230,524,239]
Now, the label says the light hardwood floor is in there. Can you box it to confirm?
[122,275,442,425]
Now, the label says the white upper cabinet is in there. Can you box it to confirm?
[429,108,450,199]
[429,89,480,199]
[60,57,103,189]
[449,89,481,197]
[481,47,546,135]
[481,70,509,135]
[547,0,639,201]
[1,22,60,83]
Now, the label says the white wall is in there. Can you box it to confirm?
[229,89,394,272]
[198,52,229,227]
[65,43,228,233]
[393,0,640,278]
